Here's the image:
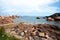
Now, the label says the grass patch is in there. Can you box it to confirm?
[0,27,20,40]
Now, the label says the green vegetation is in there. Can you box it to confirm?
[52,29,60,40]
[52,29,60,34]
[0,27,20,40]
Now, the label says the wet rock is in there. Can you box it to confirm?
[36,17,40,19]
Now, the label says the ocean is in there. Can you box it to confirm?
[13,16,60,26]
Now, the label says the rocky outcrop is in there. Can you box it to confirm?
[0,15,19,19]
[46,17,54,21]
[0,17,13,24]
[5,22,60,40]
[0,15,19,24]
[44,13,60,21]
[8,15,19,19]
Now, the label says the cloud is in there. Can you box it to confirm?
[0,0,60,16]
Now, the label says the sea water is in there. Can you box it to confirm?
[13,16,60,26]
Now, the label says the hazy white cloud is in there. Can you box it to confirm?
[0,0,59,16]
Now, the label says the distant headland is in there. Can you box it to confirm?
[44,13,60,22]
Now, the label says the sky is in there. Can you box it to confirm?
[0,0,60,16]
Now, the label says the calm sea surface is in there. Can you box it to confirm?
[13,16,60,26]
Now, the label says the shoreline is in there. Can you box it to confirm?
[0,21,60,27]
[2,22,60,40]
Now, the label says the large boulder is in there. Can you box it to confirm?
[46,17,54,21]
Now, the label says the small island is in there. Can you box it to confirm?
[36,16,40,19]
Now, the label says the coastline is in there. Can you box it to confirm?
[0,15,60,40]
[2,22,60,40]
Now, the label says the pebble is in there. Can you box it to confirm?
[21,32,24,36]
[2,35,4,37]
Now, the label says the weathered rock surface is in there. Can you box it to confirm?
[5,22,60,40]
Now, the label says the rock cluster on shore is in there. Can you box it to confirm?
[0,15,19,19]
[8,15,19,19]
[5,22,60,40]
[0,15,19,24]
[44,13,60,21]
[0,16,13,24]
